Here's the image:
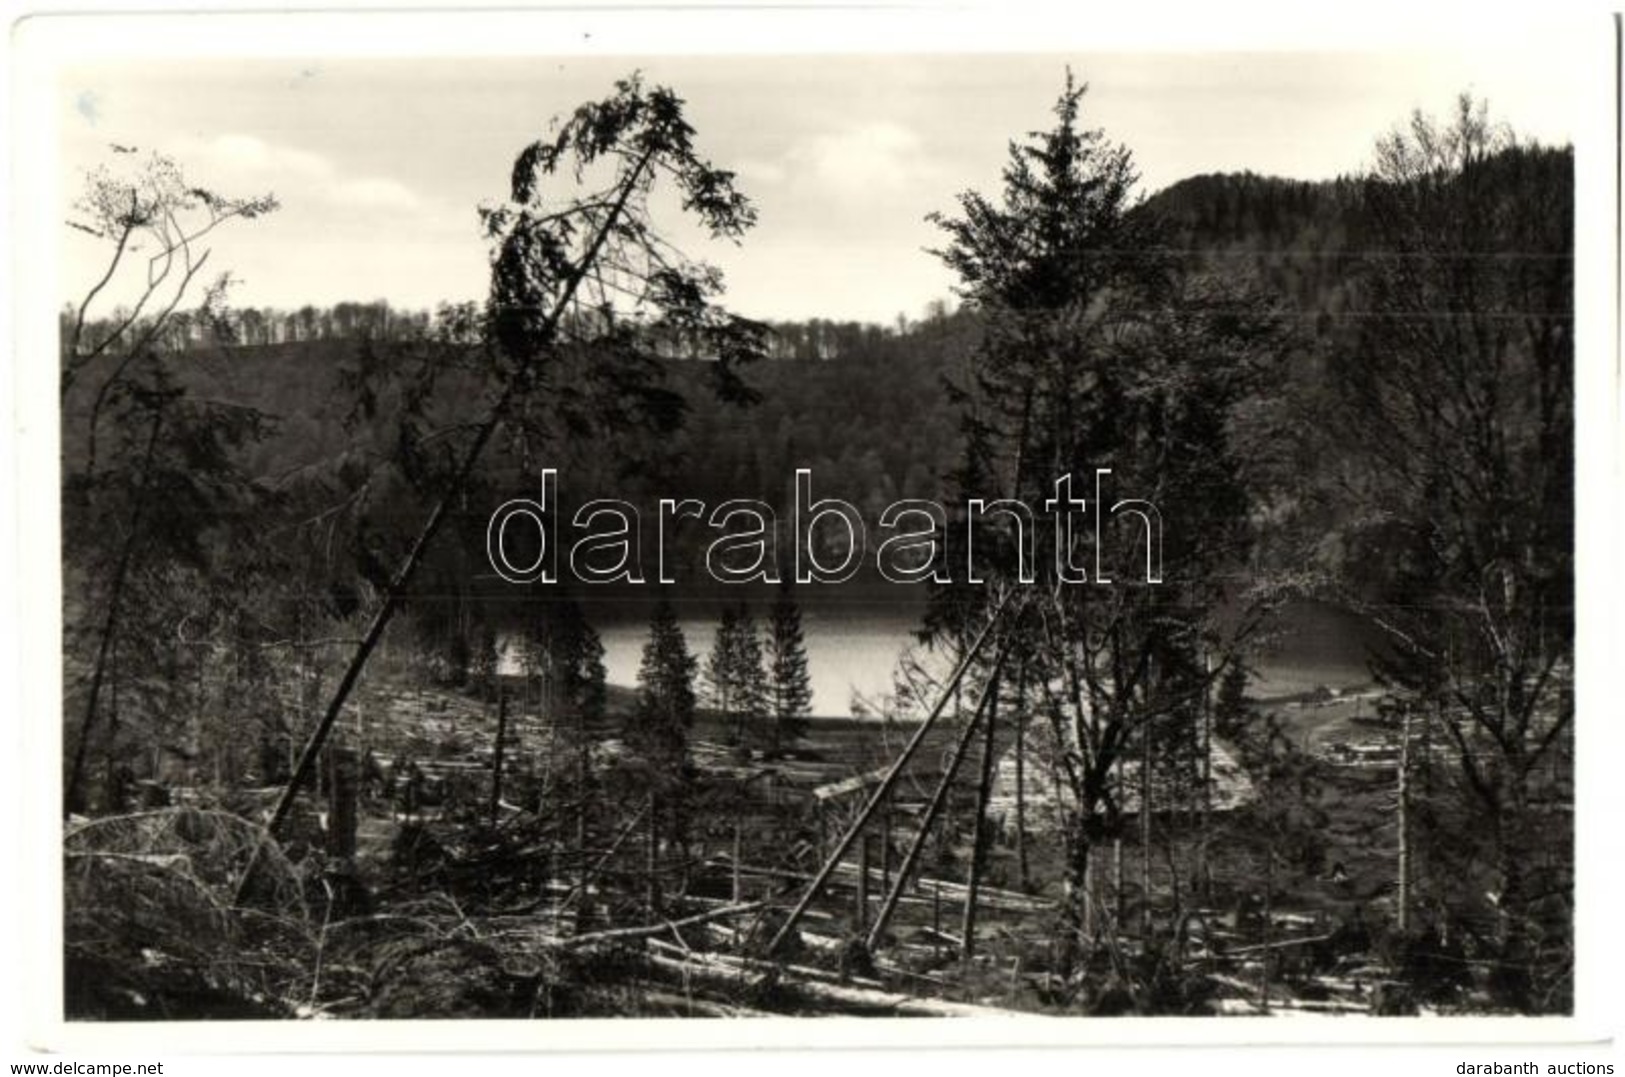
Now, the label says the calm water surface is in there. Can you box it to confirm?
[512,589,1379,717]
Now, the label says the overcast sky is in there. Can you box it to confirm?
[57,46,1588,324]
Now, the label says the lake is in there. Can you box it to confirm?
[504,587,1380,717]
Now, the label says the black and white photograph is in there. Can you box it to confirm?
[4,3,1621,1067]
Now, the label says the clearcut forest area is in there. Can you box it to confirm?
[58,70,1574,1020]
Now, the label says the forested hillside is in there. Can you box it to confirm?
[64,165,1371,541]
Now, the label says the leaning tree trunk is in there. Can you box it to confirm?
[66,407,164,816]
[254,147,658,847]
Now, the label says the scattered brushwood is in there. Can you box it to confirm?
[560,901,768,952]
[310,857,375,923]
[836,934,879,981]
[362,936,564,1018]
[64,950,290,1021]
[386,819,450,883]
[1396,940,1473,1006]
[381,810,566,913]
[64,809,314,1019]
[298,893,469,1015]
[60,670,1559,1020]
[743,905,808,962]
[1122,947,1221,1016]
[324,896,785,1017]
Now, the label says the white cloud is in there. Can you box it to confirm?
[197,133,330,180]
[174,133,424,214]
[332,177,422,211]
[786,121,930,196]
[732,156,789,185]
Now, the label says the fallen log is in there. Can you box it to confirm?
[750,972,1023,1017]
[907,873,1047,906]
[562,901,767,950]
[1208,972,1259,995]
[1219,934,1333,958]
[643,950,1029,1017]
[638,989,775,1018]
[1269,999,1372,1014]
[910,927,965,949]
[826,862,1051,915]
[646,938,886,991]
[705,857,1050,916]
[812,770,886,802]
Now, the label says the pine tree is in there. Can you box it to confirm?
[766,581,812,756]
[732,604,768,751]
[929,70,1289,975]
[1214,661,1252,739]
[705,604,744,744]
[529,596,607,733]
[631,598,696,777]
[631,598,697,905]
[705,602,768,750]
[557,607,607,732]
[542,598,606,869]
